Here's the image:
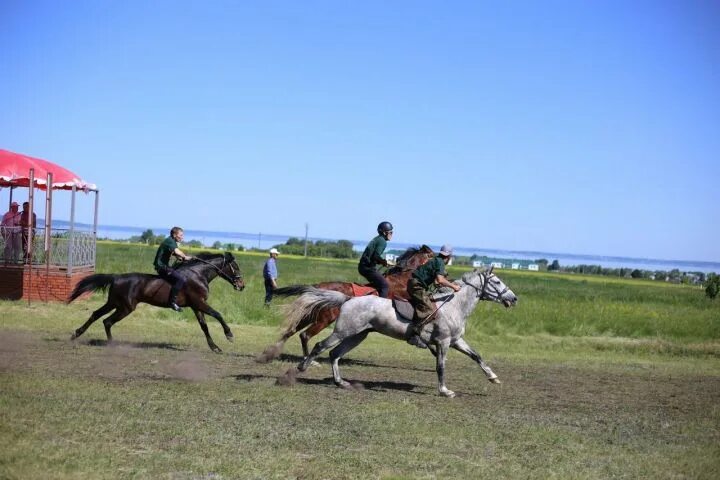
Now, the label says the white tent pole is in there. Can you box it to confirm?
[68,185,76,275]
[45,173,52,301]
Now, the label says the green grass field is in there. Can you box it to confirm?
[1,242,719,479]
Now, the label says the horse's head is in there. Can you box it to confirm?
[462,267,518,307]
[221,252,245,291]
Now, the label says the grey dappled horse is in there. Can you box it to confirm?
[288,268,518,397]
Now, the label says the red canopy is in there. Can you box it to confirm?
[0,148,97,191]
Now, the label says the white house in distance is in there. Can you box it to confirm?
[472,260,483,268]
[528,264,539,271]
[491,262,504,269]
[511,263,520,270]
[385,253,397,263]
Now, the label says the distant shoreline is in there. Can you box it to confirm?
[50,219,720,274]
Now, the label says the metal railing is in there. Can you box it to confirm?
[0,227,96,269]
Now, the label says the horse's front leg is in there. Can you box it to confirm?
[435,341,455,398]
[452,337,500,384]
[195,300,234,342]
[191,309,222,353]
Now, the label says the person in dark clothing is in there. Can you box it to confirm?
[263,248,280,306]
[358,221,394,298]
[153,226,193,312]
[406,244,461,346]
[20,202,36,262]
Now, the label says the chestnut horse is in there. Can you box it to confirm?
[257,245,433,362]
[68,252,245,353]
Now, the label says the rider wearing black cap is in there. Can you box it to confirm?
[358,221,393,298]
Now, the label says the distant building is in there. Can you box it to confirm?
[528,264,539,271]
[491,262,504,269]
[385,253,396,263]
[511,263,520,270]
[472,260,483,268]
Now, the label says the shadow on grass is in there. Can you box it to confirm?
[274,353,435,372]
[84,339,188,351]
[231,372,428,395]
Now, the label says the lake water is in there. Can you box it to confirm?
[55,220,720,274]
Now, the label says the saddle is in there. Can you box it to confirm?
[392,291,455,322]
[350,283,378,297]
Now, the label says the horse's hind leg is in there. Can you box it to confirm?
[191,309,223,353]
[452,337,500,384]
[300,309,336,358]
[297,332,344,372]
[328,331,370,388]
[102,307,133,343]
[71,302,115,340]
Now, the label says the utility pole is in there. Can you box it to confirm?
[304,223,308,257]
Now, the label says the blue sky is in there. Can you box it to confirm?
[1,1,719,262]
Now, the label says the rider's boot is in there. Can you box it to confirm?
[168,293,182,312]
[406,320,428,349]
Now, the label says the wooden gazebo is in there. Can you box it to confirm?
[0,149,99,301]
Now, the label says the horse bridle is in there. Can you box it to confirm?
[193,256,243,286]
[466,272,509,300]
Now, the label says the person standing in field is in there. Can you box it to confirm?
[263,247,280,306]
[406,244,461,346]
[1,201,21,262]
[153,226,193,312]
[20,202,36,263]
[358,221,393,298]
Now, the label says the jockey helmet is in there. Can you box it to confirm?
[377,221,393,235]
[439,244,453,257]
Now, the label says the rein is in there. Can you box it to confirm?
[191,256,242,285]
[465,272,509,300]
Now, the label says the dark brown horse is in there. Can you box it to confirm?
[257,245,433,362]
[68,252,245,353]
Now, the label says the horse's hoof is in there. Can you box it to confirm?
[310,360,321,368]
[439,389,456,398]
[225,334,234,342]
[337,380,353,390]
[70,332,78,340]
[488,377,502,384]
[211,346,222,354]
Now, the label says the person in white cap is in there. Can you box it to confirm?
[263,247,280,306]
[1,201,21,262]
[406,244,461,346]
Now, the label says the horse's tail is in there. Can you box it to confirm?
[67,274,115,303]
[256,287,349,363]
[272,284,318,298]
[282,287,349,333]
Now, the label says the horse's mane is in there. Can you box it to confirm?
[391,244,434,271]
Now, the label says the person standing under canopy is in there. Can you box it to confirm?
[19,202,36,263]
[153,226,193,312]
[1,201,21,262]
[358,221,394,298]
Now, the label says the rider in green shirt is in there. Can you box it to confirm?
[153,226,193,312]
[358,221,393,298]
[406,244,461,345]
